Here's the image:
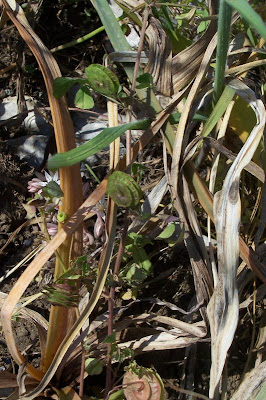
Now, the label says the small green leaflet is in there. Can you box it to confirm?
[53,77,87,98]
[48,119,151,169]
[84,358,103,375]
[158,223,176,239]
[42,181,63,199]
[104,332,116,343]
[197,9,209,34]
[74,86,94,109]
[85,64,120,96]
[108,389,125,400]
[136,72,153,89]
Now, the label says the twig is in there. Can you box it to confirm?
[105,213,129,397]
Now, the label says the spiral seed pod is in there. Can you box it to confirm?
[107,171,143,208]
[85,64,120,96]
[123,368,164,400]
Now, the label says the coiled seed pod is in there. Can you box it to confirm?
[85,64,120,96]
[107,171,142,208]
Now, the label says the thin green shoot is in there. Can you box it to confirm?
[212,0,233,106]
[85,163,101,184]
[50,15,124,53]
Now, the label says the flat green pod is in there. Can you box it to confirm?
[85,64,120,96]
[107,171,142,208]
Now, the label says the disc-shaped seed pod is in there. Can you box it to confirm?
[85,64,120,96]
[123,368,164,400]
[107,171,143,208]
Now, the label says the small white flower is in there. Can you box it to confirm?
[27,171,60,194]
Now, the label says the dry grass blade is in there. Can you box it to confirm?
[0,0,84,374]
[225,58,266,76]
[166,33,220,319]
[118,331,205,354]
[230,360,266,400]
[87,315,206,356]
[122,336,202,354]
[207,137,265,183]
[0,293,48,331]
[170,33,218,195]
[0,181,106,382]
[171,0,218,93]
[207,78,265,398]
[145,16,172,96]
[19,211,117,399]
[184,162,266,283]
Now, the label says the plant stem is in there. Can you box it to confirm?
[105,213,129,396]
[126,5,150,166]
[212,0,232,105]
[50,16,124,53]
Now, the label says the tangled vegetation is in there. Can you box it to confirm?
[0,0,265,399]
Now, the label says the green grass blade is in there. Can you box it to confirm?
[91,0,133,81]
[213,0,232,105]
[48,119,151,169]
[225,0,266,39]
[92,0,131,51]
[202,85,235,138]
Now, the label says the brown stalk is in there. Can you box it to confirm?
[105,100,122,396]
[105,213,129,396]
[1,0,83,372]
[126,4,150,165]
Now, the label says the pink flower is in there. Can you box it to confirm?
[83,229,94,246]
[46,223,58,237]
[27,178,45,193]
[28,171,60,194]
[94,213,105,239]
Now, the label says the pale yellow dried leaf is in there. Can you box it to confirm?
[207,79,265,397]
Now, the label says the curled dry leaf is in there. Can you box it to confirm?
[207,78,265,398]
[123,364,164,400]
[145,17,172,96]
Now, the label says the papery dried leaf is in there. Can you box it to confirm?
[172,0,218,93]
[207,79,265,398]
[124,373,151,400]
[145,17,172,96]
[207,137,265,183]
[118,329,204,354]
[0,371,37,389]
[230,361,266,400]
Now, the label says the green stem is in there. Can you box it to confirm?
[85,163,101,184]
[50,16,124,53]
[212,0,232,105]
